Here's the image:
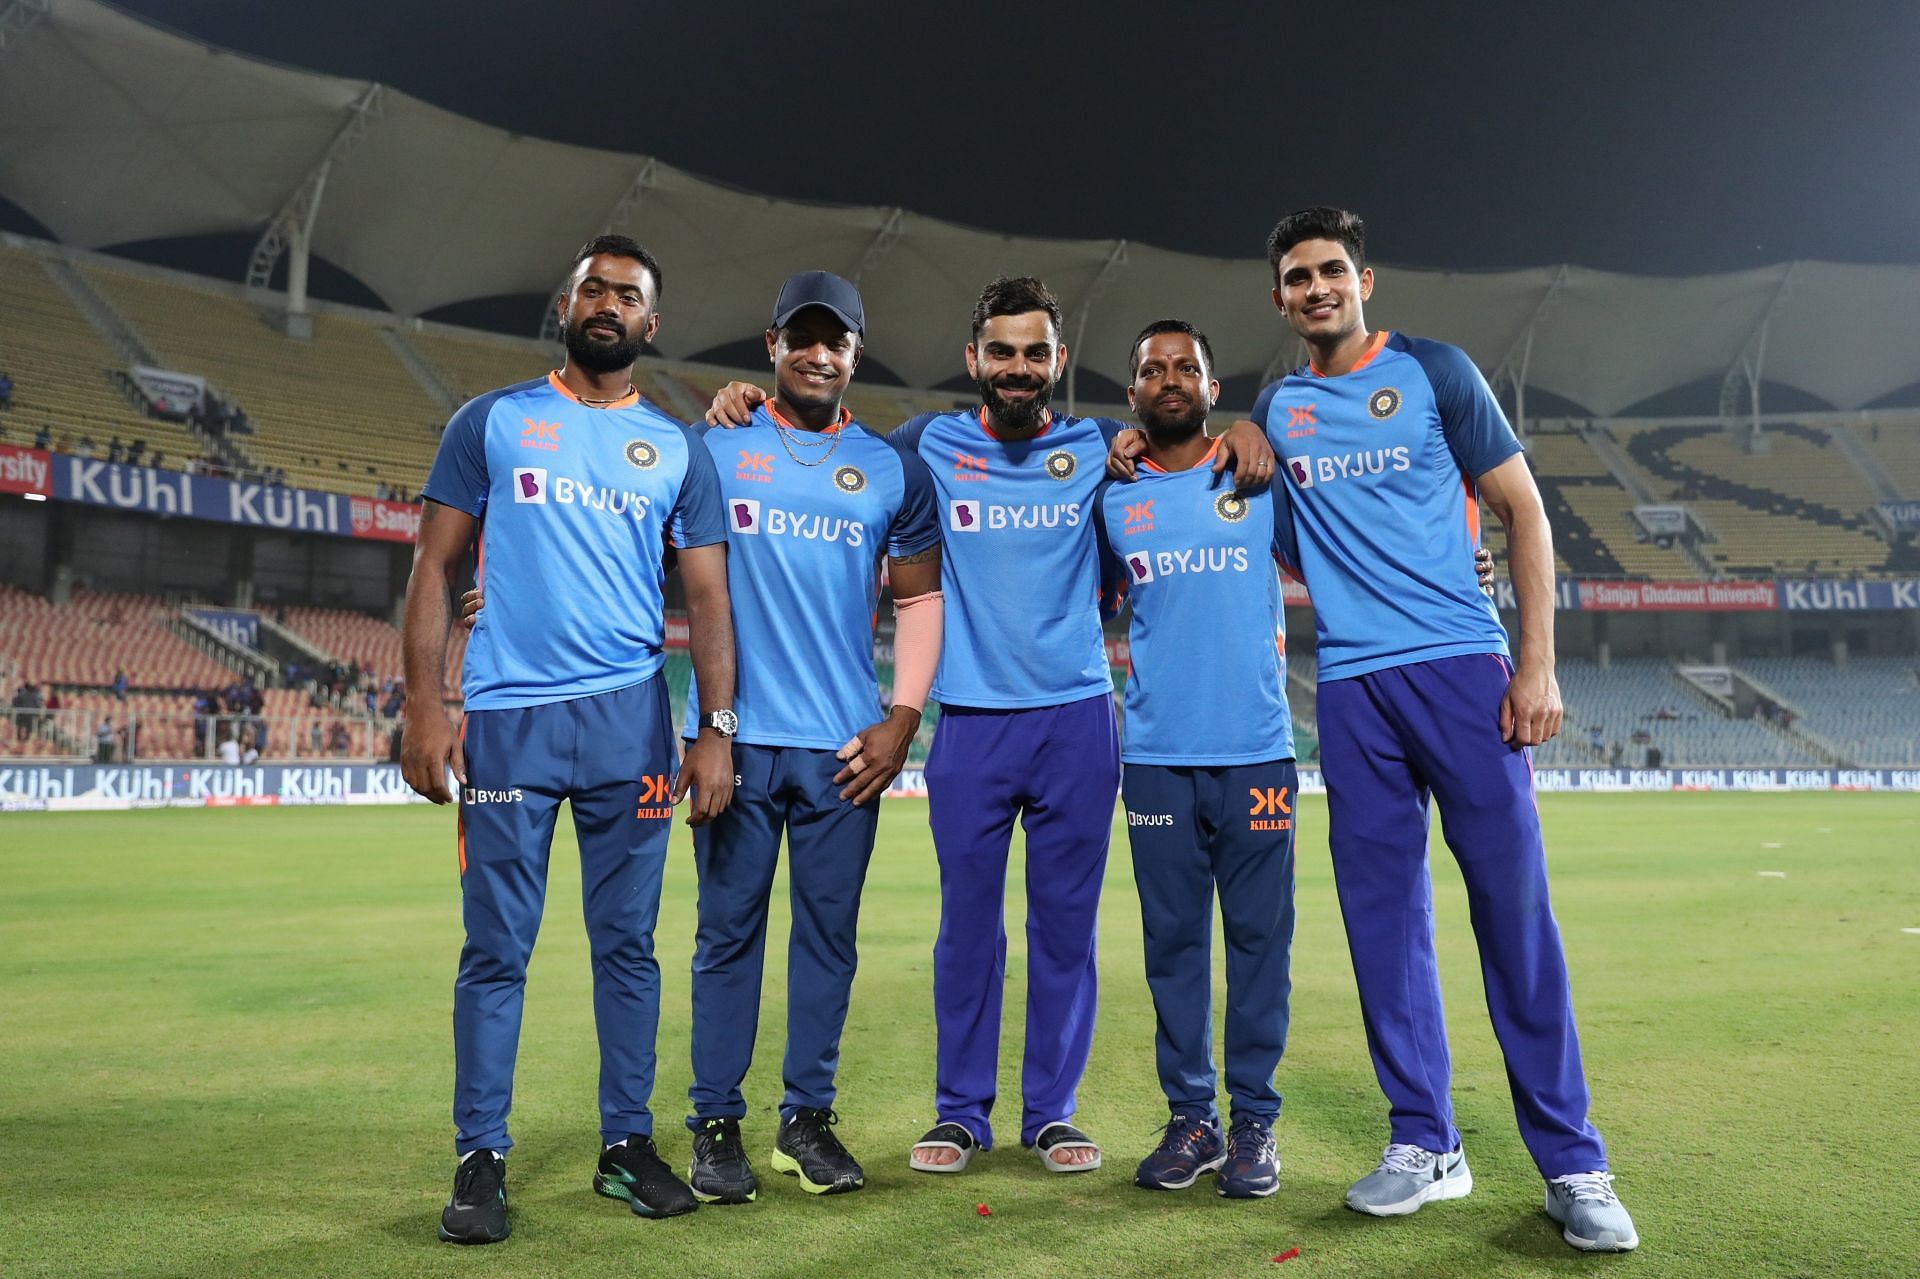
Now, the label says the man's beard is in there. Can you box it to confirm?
[978,372,1054,433]
[563,316,645,373]
[1137,395,1209,442]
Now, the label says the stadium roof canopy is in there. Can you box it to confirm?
[3,0,1918,415]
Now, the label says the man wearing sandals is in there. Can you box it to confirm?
[704,278,1277,1175]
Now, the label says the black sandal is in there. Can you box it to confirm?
[909,1122,980,1174]
[1031,1120,1102,1173]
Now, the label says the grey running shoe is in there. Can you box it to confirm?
[1545,1171,1639,1252]
[1345,1142,1472,1216]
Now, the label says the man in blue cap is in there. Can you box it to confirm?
[677,270,945,1201]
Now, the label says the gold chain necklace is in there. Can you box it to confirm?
[578,384,634,407]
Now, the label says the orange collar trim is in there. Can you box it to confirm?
[979,405,1052,441]
[1138,438,1220,474]
[547,370,639,410]
[768,402,851,434]
[1307,330,1390,379]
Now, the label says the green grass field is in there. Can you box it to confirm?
[4,795,1917,1278]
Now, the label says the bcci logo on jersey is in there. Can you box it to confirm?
[624,438,660,469]
[833,465,866,494]
[1044,449,1077,480]
[1214,492,1249,523]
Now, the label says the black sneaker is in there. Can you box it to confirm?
[439,1150,509,1244]
[593,1135,698,1218]
[771,1107,864,1195]
[688,1117,759,1204]
[1134,1114,1225,1191]
[1217,1117,1280,1199]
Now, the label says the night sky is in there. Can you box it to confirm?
[8,0,1919,328]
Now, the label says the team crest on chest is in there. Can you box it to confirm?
[1368,387,1402,420]
[1044,449,1077,480]
[623,438,660,469]
[1214,491,1249,523]
[833,465,867,494]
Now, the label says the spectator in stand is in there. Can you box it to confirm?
[107,437,124,464]
[112,669,128,702]
[241,729,260,767]
[75,435,95,460]
[231,406,251,436]
[363,685,378,717]
[1645,745,1663,769]
[381,680,405,720]
[121,717,137,763]
[307,721,324,757]
[218,730,241,766]
[11,682,39,742]
[150,450,165,470]
[42,685,60,727]
[34,425,51,450]
[192,693,212,755]
[328,720,351,757]
[1587,725,1605,755]
[0,371,13,410]
[95,717,115,764]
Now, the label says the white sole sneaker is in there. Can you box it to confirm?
[1346,1163,1473,1216]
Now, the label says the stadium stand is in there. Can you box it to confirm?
[278,605,463,702]
[83,265,444,498]
[1614,423,1896,577]
[0,586,232,689]
[1735,656,1920,766]
[1845,419,1920,499]
[0,245,206,465]
[1536,658,1821,768]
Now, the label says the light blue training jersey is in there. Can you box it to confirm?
[1094,449,1295,766]
[888,408,1122,709]
[422,373,723,710]
[682,404,940,749]
[1252,332,1522,683]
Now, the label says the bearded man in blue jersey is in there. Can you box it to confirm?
[403,235,737,1240]
[706,278,1277,1176]
[1112,208,1638,1253]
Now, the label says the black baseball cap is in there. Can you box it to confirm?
[771,270,865,335]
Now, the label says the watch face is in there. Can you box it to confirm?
[708,709,738,736]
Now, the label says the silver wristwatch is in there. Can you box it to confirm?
[700,709,738,738]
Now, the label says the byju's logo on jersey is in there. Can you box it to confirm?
[514,467,654,519]
[1289,447,1413,488]
[514,468,548,502]
[1125,552,1155,585]
[732,498,864,546]
[1044,449,1077,480]
[730,499,762,533]
[462,786,525,804]
[948,499,1080,533]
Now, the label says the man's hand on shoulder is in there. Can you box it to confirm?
[1216,418,1275,492]
[1106,428,1147,481]
[704,382,768,428]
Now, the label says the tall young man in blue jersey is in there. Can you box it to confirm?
[1117,208,1638,1251]
[705,279,1278,1175]
[402,236,737,1240]
[1094,321,1297,1200]
[677,271,944,1202]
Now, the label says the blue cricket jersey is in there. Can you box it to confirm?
[422,373,724,711]
[888,408,1123,709]
[682,404,940,749]
[1094,450,1295,766]
[1252,332,1522,683]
